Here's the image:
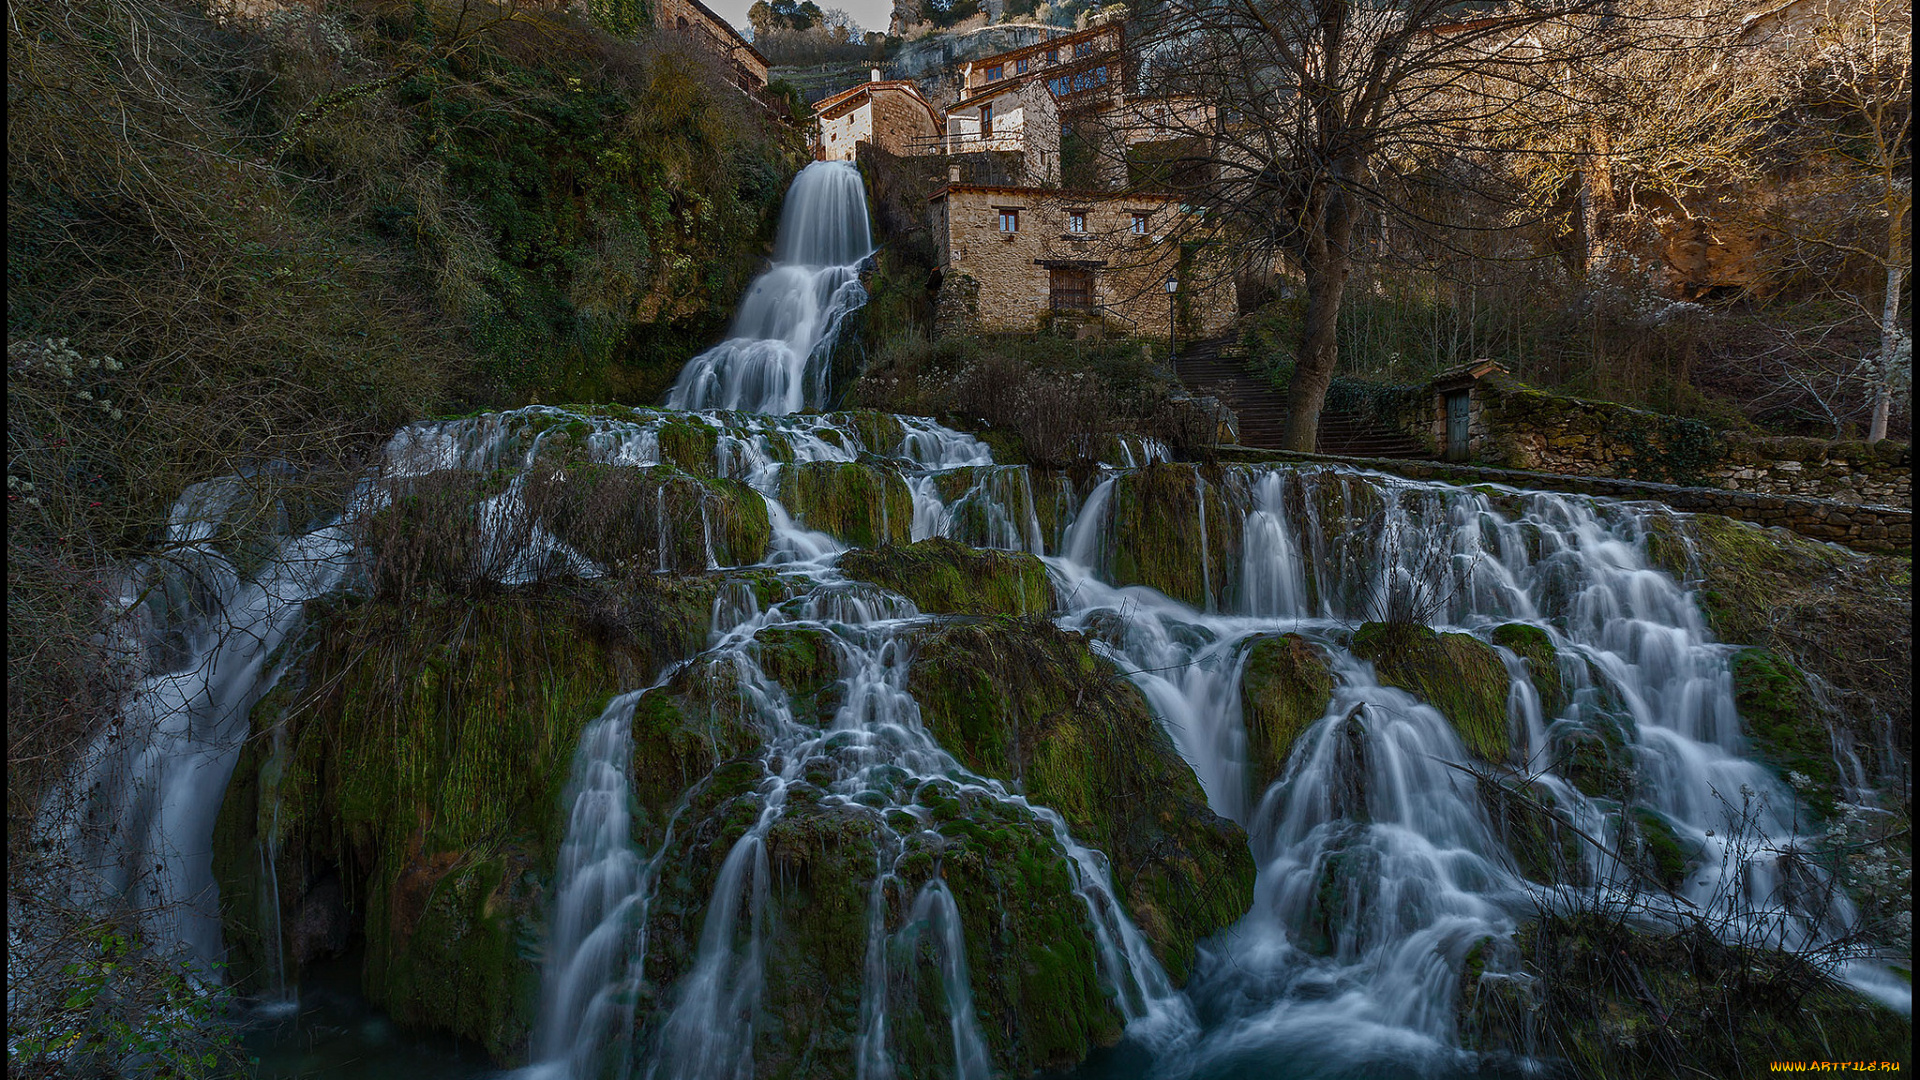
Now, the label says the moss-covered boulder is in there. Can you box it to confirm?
[1105,463,1240,609]
[1553,709,1638,800]
[1349,622,1512,763]
[210,574,738,1061]
[1239,633,1335,799]
[886,784,1124,1074]
[1629,807,1702,893]
[1730,648,1839,816]
[906,618,1256,984]
[780,461,913,548]
[839,537,1054,616]
[1477,775,1589,886]
[1491,622,1566,717]
[526,462,770,570]
[1649,512,1910,795]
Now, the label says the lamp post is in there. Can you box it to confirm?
[1165,276,1178,360]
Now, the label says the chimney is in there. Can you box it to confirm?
[871,68,882,82]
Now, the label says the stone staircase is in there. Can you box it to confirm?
[1173,338,1429,458]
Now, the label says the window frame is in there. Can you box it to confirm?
[987,64,1004,81]
[1130,212,1150,235]
[1067,210,1088,234]
[1049,266,1094,311]
[998,207,1020,233]
[1015,56,1029,74]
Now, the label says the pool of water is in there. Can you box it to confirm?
[241,949,498,1080]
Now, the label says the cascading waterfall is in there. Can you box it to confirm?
[47,478,353,975]
[64,155,1908,1080]
[664,161,873,415]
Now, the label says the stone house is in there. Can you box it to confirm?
[655,0,771,93]
[957,18,1125,110]
[942,77,1061,183]
[928,182,1237,336]
[815,74,945,161]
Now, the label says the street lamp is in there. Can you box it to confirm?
[1165,276,1179,360]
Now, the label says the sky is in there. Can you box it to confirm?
[702,0,898,41]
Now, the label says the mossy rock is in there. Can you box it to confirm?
[1476,775,1588,886]
[527,462,770,571]
[1105,463,1240,610]
[1730,648,1839,816]
[1349,622,1512,763]
[630,666,769,849]
[824,409,907,456]
[1490,913,1913,1075]
[656,417,720,475]
[780,460,913,548]
[208,582,733,1058]
[891,788,1124,1074]
[1491,622,1567,717]
[1629,807,1701,892]
[368,845,543,1062]
[838,537,1054,617]
[1239,633,1335,800]
[907,618,1256,984]
[751,624,843,725]
[1553,711,1638,800]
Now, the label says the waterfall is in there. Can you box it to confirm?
[664,161,874,415]
[41,477,353,982]
[68,150,1907,1080]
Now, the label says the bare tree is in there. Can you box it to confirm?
[1118,0,1744,450]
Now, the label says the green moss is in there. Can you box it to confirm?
[530,463,769,571]
[1478,776,1588,886]
[1105,464,1238,609]
[826,410,907,456]
[779,461,913,548]
[1556,710,1638,799]
[752,625,842,725]
[656,417,720,476]
[1630,807,1699,891]
[838,537,1054,617]
[1730,649,1839,816]
[1491,622,1566,717]
[1350,622,1512,763]
[1239,633,1335,799]
[207,579,739,1060]
[908,618,1255,985]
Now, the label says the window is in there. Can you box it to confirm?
[676,15,688,28]
[987,65,1003,81]
[1050,267,1093,310]
[1068,211,1087,233]
[1016,57,1029,73]
[1131,213,1150,235]
[998,208,1019,232]
[1046,48,1058,62]
[980,103,993,138]
[1075,40,1092,57]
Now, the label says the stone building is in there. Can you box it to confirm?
[655,0,771,93]
[815,74,945,161]
[928,182,1237,336]
[942,77,1061,183]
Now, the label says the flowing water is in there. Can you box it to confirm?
[45,158,1909,1080]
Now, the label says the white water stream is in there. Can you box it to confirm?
[46,158,1907,1080]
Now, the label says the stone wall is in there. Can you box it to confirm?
[1474,378,1911,507]
[928,184,1236,336]
[1215,447,1913,555]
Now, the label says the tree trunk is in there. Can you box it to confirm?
[1280,202,1355,452]
[1868,263,1901,444]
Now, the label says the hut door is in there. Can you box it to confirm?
[1444,390,1471,461]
